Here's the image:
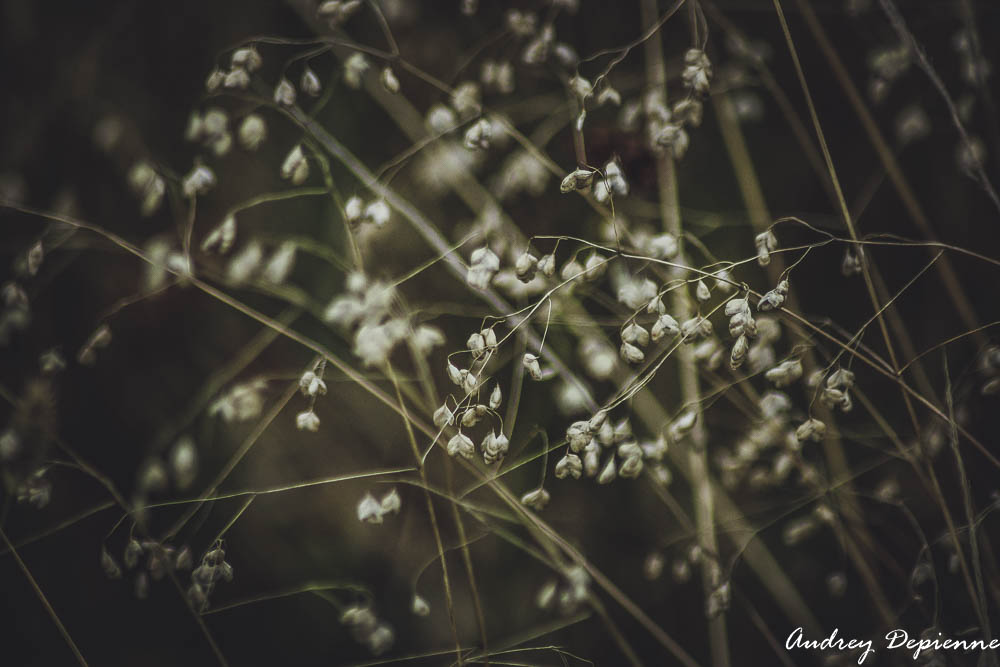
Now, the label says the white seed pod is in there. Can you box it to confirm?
[467,246,500,290]
[231,46,263,72]
[205,68,225,92]
[669,409,697,441]
[426,104,458,134]
[651,313,680,341]
[447,433,475,460]
[181,164,216,198]
[559,168,594,193]
[433,404,454,428]
[555,453,583,479]
[460,407,482,428]
[489,384,502,410]
[281,144,309,184]
[412,325,445,357]
[237,114,267,151]
[461,369,479,394]
[766,359,803,387]
[343,52,370,88]
[380,67,400,94]
[695,280,711,303]
[646,296,665,315]
[559,257,585,282]
[514,251,538,282]
[223,67,251,90]
[300,67,322,96]
[566,421,592,452]
[582,252,606,281]
[826,368,855,390]
[521,488,550,510]
[620,342,645,364]
[755,230,778,266]
[796,418,826,443]
[446,362,463,386]
[463,118,492,150]
[757,282,787,311]
[612,418,632,444]
[364,199,391,227]
[296,410,320,432]
[299,370,328,397]
[682,48,712,95]
[724,297,748,317]
[411,595,430,617]
[273,78,296,107]
[621,322,650,348]
[522,352,542,380]
[451,81,481,118]
[537,253,556,277]
[169,436,198,491]
[583,441,601,477]
[380,488,401,515]
[730,334,750,370]
[482,431,509,464]
[596,456,617,484]
[588,410,608,431]
[618,453,643,478]
[201,215,237,254]
[357,493,384,524]
[648,233,679,259]
[263,241,297,285]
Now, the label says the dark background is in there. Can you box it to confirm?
[2,0,1000,665]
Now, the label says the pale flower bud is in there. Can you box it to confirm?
[522,352,542,380]
[238,114,267,151]
[521,488,550,510]
[433,404,454,428]
[555,453,583,479]
[489,384,502,410]
[380,67,400,94]
[447,433,475,460]
[274,78,296,107]
[300,67,322,96]
[296,410,321,432]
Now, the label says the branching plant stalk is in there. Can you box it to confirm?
[640,1,729,666]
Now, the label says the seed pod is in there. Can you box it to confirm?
[695,280,711,303]
[380,67,400,94]
[555,453,583,479]
[521,488,550,510]
[433,404,454,428]
[596,456,617,484]
[566,421,592,452]
[357,493,384,524]
[467,332,486,359]
[447,433,475,460]
[618,453,643,478]
[273,78,296,107]
[489,384,502,410]
[231,46,262,72]
[482,431,509,464]
[522,353,542,380]
[730,334,749,369]
[620,342,645,364]
[463,118,492,150]
[559,168,594,193]
[755,230,777,266]
[300,67,322,96]
[651,314,680,341]
[621,322,650,347]
[237,115,267,151]
[795,418,826,443]
[380,488,401,514]
[411,595,430,616]
[514,251,538,282]
[537,253,556,277]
